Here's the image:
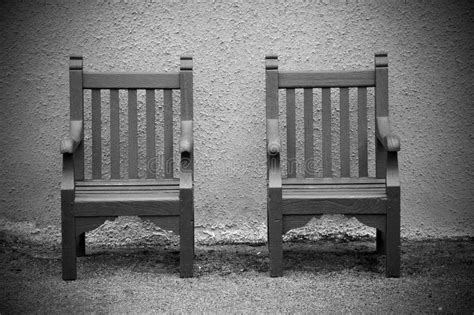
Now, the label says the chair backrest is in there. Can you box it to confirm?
[69,56,193,181]
[265,53,389,179]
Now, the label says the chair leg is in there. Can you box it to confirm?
[179,188,194,278]
[385,193,400,277]
[61,191,77,280]
[76,232,86,257]
[268,187,283,277]
[376,228,386,254]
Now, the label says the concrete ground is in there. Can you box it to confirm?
[1,232,473,313]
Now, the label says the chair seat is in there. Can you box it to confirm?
[283,177,387,199]
[281,177,387,215]
[73,179,180,216]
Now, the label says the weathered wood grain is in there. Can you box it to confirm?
[110,89,120,179]
[286,88,296,178]
[340,87,350,177]
[304,88,314,177]
[279,70,375,88]
[163,89,173,178]
[146,89,156,179]
[128,89,138,179]
[91,89,102,179]
[358,87,368,177]
[322,87,332,177]
[83,72,180,89]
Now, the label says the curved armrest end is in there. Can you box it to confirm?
[60,120,83,154]
[267,141,281,156]
[376,116,400,152]
[60,139,74,154]
[385,134,400,152]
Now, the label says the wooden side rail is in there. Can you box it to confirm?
[60,120,83,154]
[376,116,400,152]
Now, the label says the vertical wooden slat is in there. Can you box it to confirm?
[163,89,174,178]
[358,87,368,177]
[286,88,296,178]
[304,88,314,177]
[339,87,350,177]
[322,87,332,177]
[91,89,102,179]
[69,56,84,181]
[128,89,138,179]
[145,89,156,179]
[110,89,120,179]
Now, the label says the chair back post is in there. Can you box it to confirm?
[375,52,389,178]
[265,55,279,178]
[180,56,194,174]
[265,55,279,119]
[69,55,84,180]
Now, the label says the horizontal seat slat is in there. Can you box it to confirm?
[284,189,386,195]
[76,186,180,192]
[284,193,387,199]
[76,179,179,186]
[282,177,385,185]
[283,184,385,190]
[83,72,180,89]
[282,176,387,211]
[76,193,178,202]
[279,71,375,88]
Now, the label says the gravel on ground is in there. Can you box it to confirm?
[1,234,473,313]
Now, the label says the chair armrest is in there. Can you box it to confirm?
[180,120,193,154]
[60,120,83,154]
[376,116,400,152]
[267,119,281,156]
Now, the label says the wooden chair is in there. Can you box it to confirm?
[265,53,400,277]
[60,55,194,280]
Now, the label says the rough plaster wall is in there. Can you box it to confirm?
[0,0,473,241]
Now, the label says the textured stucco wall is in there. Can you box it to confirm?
[1,0,473,241]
